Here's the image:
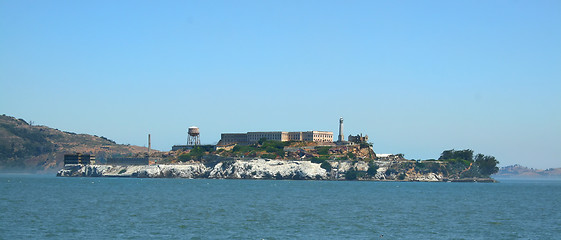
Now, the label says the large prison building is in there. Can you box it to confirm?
[218,131,333,146]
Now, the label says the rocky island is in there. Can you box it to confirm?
[0,114,499,182]
[57,146,498,182]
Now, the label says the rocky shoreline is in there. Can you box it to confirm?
[57,159,495,182]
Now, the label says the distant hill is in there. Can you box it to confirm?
[493,164,561,178]
[0,114,150,172]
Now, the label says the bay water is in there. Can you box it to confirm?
[1,174,560,239]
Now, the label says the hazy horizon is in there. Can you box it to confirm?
[1,1,560,169]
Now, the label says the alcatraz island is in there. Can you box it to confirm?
[56,117,499,182]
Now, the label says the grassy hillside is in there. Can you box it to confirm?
[0,114,149,172]
[494,164,561,178]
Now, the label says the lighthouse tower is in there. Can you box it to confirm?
[338,117,344,142]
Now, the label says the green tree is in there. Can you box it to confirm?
[367,162,379,176]
[320,161,332,172]
[439,149,474,162]
[178,147,206,161]
[475,153,499,176]
[345,167,366,180]
[385,168,398,176]
[345,170,358,180]
[178,153,190,162]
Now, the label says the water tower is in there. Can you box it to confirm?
[187,126,200,146]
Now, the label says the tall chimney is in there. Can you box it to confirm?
[338,117,344,142]
[148,134,151,155]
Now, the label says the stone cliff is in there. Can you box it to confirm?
[57,159,451,181]
[58,159,328,180]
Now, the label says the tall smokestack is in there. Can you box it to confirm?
[148,134,151,155]
[338,117,344,142]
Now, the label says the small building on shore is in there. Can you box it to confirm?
[171,144,216,152]
[348,134,368,144]
[64,154,95,165]
[171,145,195,151]
[106,157,149,165]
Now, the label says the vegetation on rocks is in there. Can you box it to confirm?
[178,147,206,161]
[380,149,499,180]
[345,168,366,180]
[165,142,498,181]
[225,139,291,159]
[366,161,379,176]
[320,161,332,172]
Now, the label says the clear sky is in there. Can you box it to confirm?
[1,0,560,169]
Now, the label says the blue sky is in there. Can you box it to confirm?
[1,0,560,169]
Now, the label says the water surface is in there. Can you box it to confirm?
[1,174,560,239]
